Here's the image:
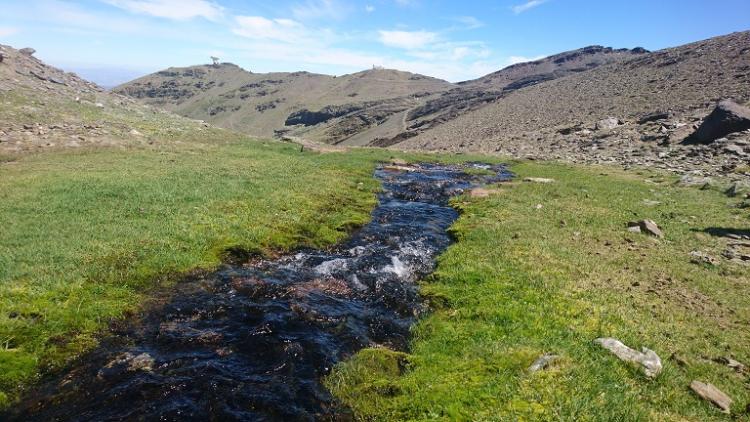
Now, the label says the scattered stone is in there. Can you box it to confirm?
[725,181,750,197]
[686,100,750,144]
[534,204,543,210]
[97,352,155,380]
[523,177,555,183]
[129,129,143,136]
[642,199,661,206]
[676,175,714,188]
[627,225,642,234]
[528,353,560,372]
[596,117,621,130]
[95,102,104,108]
[724,144,746,156]
[383,164,415,172]
[19,47,36,56]
[594,337,662,378]
[714,356,747,373]
[689,250,719,266]
[627,220,663,238]
[637,111,671,124]
[690,380,732,414]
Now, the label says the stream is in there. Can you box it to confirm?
[7,162,510,421]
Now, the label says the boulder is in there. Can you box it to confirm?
[594,337,662,378]
[596,117,621,130]
[627,220,663,238]
[725,181,750,197]
[686,100,750,144]
[690,381,732,413]
[676,175,713,188]
[19,47,36,56]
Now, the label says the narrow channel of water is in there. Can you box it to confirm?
[8,162,510,421]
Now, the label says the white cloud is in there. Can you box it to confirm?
[378,30,438,50]
[291,0,349,21]
[365,5,375,13]
[0,27,19,37]
[103,0,223,21]
[455,16,484,29]
[232,16,310,43]
[506,55,545,65]
[511,0,547,14]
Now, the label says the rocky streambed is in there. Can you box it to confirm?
[7,162,511,421]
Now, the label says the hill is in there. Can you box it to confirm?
[394,31,750,178]
[115,45,644,146]
[114,65,453,143]
[0,44,218,155]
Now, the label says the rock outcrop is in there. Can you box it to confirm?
[685,100,750,144]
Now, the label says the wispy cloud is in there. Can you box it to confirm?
[506,55,545,65]
[103,0,223,21]
[233,16,309,43]
[511,0,547,14]
[455,16,484,29]
[291,0,349,21]
[0,27,19,37]
[378,30,438,50]
[365,5,375,13]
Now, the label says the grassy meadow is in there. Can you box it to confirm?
[1,89,748,419]
[327,162,750,421]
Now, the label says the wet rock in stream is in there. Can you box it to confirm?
[6,162,511,422]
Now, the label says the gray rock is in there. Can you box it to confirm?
[686,100,750,144]
[724,144,746,155]
[676,175,713,188]
[528,353,560,372]
[594,337,662,378]
[523,177,555,183]
[689,250,718,266]
[690,380,732,414]
[596,117,621,130]
[725,181,750,197]
[627,220,663,238]
[637,111,671,124]
[19,47,36,56]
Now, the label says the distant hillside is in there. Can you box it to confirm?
[116,44,645,146]
[0,44,223,155]
[114,65,453,142]
[396,30,750,154]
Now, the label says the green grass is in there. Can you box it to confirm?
[327,162,750,421]
[0,133,407,406]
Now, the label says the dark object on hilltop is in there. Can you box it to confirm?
[19,47,36,56]
[685,100,750,144]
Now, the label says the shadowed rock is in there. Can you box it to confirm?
[685,100,750,144]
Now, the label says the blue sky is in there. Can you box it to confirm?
[1,0,749,85]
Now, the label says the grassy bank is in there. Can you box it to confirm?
[0,134,402,406]
[327,162,750,420]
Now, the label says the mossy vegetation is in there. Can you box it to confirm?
[327,162,750,421]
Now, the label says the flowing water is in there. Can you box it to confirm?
[8,162,510,421]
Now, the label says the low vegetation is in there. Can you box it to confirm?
[327,162,749,420]
[0,132,399,407]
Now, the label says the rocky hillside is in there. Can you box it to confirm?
[369,45,649,147]
[116,45,645,146]
[114,65,453,143]
[0,44,224,155]
[394,30,750,179]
